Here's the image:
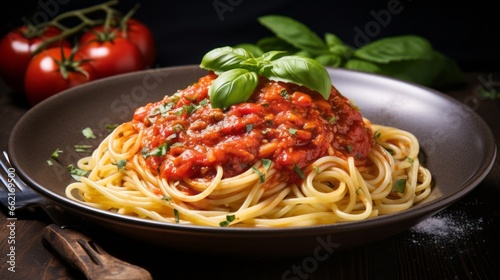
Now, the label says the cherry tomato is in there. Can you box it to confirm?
[119,19,157,67]
[78,36,145,79]
[79,18,156,67]
[24,47,96,106]
[0,26,70,92]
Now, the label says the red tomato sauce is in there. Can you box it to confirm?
[133,72,374,183]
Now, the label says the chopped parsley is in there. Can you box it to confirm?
[219,214,236,227]
[288,128,297,136]
[116,159,127,170]
[374,131,381,140]
[294,164,305,180]
[251,166,265,183]
[50,148,63,159]
[246,123,254,132]
[280,89,290,100]
[262,159,272,171]
[328,116,336,124]
[67,164,88,181]
[385,148,395,155]
[74,145,93,153]
[393,178,407,193]
[142,143,169,158]
[252,159,272,183]
[82,127,96,139]
[105,124,119,132]
[174,209,179,223]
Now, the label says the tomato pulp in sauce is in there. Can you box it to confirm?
[133,72,374,183]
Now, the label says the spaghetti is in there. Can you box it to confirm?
[66,72,432,227]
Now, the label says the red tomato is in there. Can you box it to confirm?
[0,26,70,92]
[119,19,157,67]
[78,36,145,79]
[79,19,156,67]
[24,47,96,106]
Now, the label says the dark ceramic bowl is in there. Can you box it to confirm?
[8,66,496,257]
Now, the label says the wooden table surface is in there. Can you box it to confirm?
[1,72,499,280]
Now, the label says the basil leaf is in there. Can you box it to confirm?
[258,15,329,55]
[259,50,288,62]
[354,35,434,63]
[200,46,254,73]
[429,51,465,88]
[345,59,381,73]
[315,54,342,67]
[233,43,264,57]
[209,68,259,110]
[261,56,331,99]
[324,32,344,47]
[256,36,298,53]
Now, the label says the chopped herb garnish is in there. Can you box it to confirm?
[294,164,305,180]
[385,148,395,155]
[374,131,381,140]
[163,196,172,203]
[67,164,88,181]
[251,166,265,183]
[407,157,414,164]
[174,209,179,223]
[105,124,119,132]
[280,89,290,99]
[143,143,169,158]
[262,159,272,171]
[74,145,93,152]
[47,160,53,166]
[82,127,96,139]
[219,214,236,227]
[328,116,336,124]
[289,128,297,136]
[246,123,254,132]
[116,159,127,170]
[199,98,209,106]
[252,159,272,183]
[393,178,407,193]
[173,124,185,133]
[51,148,63,159]
[184,104,198,115]
[346,145,353,152]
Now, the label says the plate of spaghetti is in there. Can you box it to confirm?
[8,47,496,256]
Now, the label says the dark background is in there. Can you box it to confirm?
[1,0,499,72]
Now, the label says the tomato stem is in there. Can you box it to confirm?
[32,0,121,55]
[119,3,141,37]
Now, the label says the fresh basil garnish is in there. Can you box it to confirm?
[208,68,259,110]
[200,46,332,110]
[237,15,464,89]
[200,46,254,73]
[260,56,331,99]
[258,15,329,55]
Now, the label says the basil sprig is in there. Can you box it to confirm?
[200,46,331,110]
[235,15,464,89]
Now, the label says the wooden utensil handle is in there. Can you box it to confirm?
[42,224,152,280]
